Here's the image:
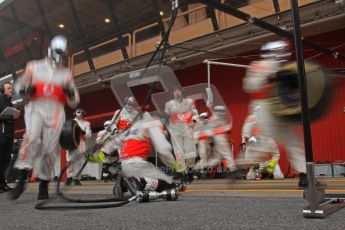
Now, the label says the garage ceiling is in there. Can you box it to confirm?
[0,0,175,76]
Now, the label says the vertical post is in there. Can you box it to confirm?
[290,0,313,163]
[331,163,334,177]
[155,150,158,167]
[206,61,213,108]
[207,61,211,88]
[290,0,320,212]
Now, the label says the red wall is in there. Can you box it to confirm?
[14,28,345,176]
[173,28,345,175]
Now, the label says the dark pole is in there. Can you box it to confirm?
[290,0,313,162]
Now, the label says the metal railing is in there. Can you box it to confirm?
[70,0,316,77]
[70,33,131,76]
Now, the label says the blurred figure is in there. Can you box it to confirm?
[96,120,117,182]
[241,106,284,180]
[65,108,91,186]
[87,112,181,197]
[96,120,112,144]
[165,88,198,174]
[193,112,211,177]
[242,40,308,187]
[0,82,20,193]
[99,97,139,158]
[193,106,237,176]
[10,35,79,200]
[95,98,139,183]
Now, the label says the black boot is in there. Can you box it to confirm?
[73,179,82,186]
[9,170,28,200]
[298,173,308,188]
[37,180,49,200]
[227,169,245,180]
[65,177,72,186]
[0,184,12,193]
[298,173,324,189]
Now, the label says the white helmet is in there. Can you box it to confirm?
[199,112,208,119]
[48,35,68,66]
[254,105,261,114]
[127,96,137,106]
[104,120,111,128]
[260,40,291,61]
[213,105,227,118]
[74,108,86,117]
[213,105,226,113]
[125,96,137,111]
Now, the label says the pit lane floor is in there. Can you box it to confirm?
[1,178,345,230]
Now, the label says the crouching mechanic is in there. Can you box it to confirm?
[65,108,92,186]
[99,96,139,158]
[10,35,80,200]
[241,106,284,180]
[87,112,182,200]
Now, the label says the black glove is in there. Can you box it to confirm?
[19,86,36,97]
[63,87,75,98]
[267,77,276,83]
[240,143,246,151]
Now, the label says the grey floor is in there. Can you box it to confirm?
[1,191,345,230]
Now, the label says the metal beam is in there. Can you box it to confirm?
[207,7,219,31]
[67,0,95,70]
[152,0,166,38]
[0,40,17,80]
[9,4,32,60]
[198,0,345,61]
[0,16,45,34]
[35,0,52,39]
[0,1,78,49]
[273,0,281,14]
[105,0,129,60]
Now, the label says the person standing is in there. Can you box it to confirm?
[65,108,91,186]
[242,40,308,187]
[193,106,236,175]
[10,35,80,200]
[165,88,198,174]
[0,82,20,193]
[193,112,211,176]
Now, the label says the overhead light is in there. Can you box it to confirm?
[159,11,164,16]
[104,18,111,23]
[33,37,39,40]
[58,23,65,29]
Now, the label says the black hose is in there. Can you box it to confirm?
[35,154,129,210]
[35,200,130,210]
[142,8,178,106]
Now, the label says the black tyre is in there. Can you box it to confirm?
[112,174,124,200]
[59,120,81,151]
